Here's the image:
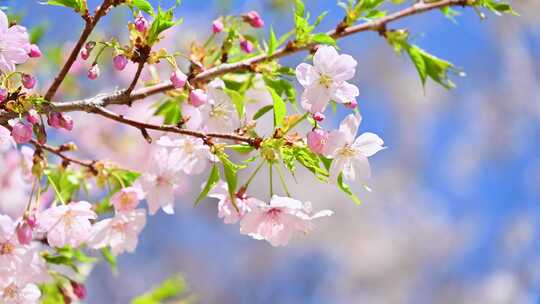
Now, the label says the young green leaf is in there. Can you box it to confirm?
[45,0,85,12]
[267,86,286,128]
[194,165,220,206]
[311,33,336,46]
[224,88,245,120]
[337,174,363,205]
[131,275,187,304]
[130,0,154,15]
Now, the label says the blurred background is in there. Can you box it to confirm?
[4,0,540,303]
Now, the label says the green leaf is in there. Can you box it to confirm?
[45,0,85,12]
[194,165,220,206]
[218,153,243,210]
[268,26,278,55]
[101,247,117,273]
[253,105,273,120]
[228,144,255,154]
[311,33,336,46]
[476,0,518,16]
[130,0,154,15]
[224,88,245,120]
[154,99,182,125]
[131,275,187,304]
[40,283,65,304]
[337,174,362,205]
[147,6,182,45]
[267,86,286,128]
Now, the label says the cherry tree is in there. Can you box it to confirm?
[0,0,516,302]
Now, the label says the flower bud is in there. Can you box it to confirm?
[11,122,32,144]
[48,113,73,131]
[113,54,128,71]
[212,19,224,34]
[307,129,328,154]
[16,223,32,245]
[26,109,40,125]
[85,41,96,51]
[80,48,90,60]
[170,69,187,89]
[88,65,100,80]
[29,44,42,58]
[21,74,36,89]
[71,281,86,300]
[345,99,358,109]
[0,88,7,103]
[243,11,264,28]
[134,13,149,33]
[313,112,325,122]
[48,113,62,129]
[240,39,253,53]
[27,214,37,229]
[189,89,208,107]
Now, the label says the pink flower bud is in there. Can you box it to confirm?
[189,89,208,107]
[27,214,37,229]
[22,74,36,89]
[48,113,73,131]
[212,19,224,33]
[345,99,358,109]
[26,109,40,125]
[85,41,96,51]
[11,122,32,144]
[16,223,32,245]
[71,282,86,300]
[88,65,100,80]
[170,69,187,89]
[60,114,74,131]
[113,54,128,71]
[240,39,253,53]
[29,44,42,58]
[307,129,328,154]
[48,113,62,129]
[0,88,7,103]
[244,11,264,28]
[134,13,149,33]
[313,112,325,122]
[80,48,90,60]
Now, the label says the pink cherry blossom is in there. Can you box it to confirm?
[26,110,39,125]
[240,195,333,246]
[0,215,26,270]
[324,113,385,182]
[15,224,32,245]
[212,19,224,33]
[36,201,97,248]
[198,79,239,133]
[88,65,100,80]
[110,186,145,212]
[140,147,184,215]
[87,209,146,255]
[0,276,41,304]
[296,46,359,114]
[48,112,73,131]
[208,181,262,224]
[0,125,15,151]
[307,129,328,154]
[170,69,187,89]
[0,9,31,72]
[157,136,214,175]
[80,48,90,60]
[11,122,32,144]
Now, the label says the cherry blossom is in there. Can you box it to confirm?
[208,181,262,224]
[157,136,215,175]
[307,128,328,154]
[140,147,184,215]
[36,201,97,248]
[296,46,359,114]
[0,215,26,270]
[0,275,40,304]
[0,9,31,72]
[113,54,128,71]
[212,19,224,33]
[324,113,385,182]
[87,209,146,255]
[240,195,333,246]
[110,186,145,212]
[198,79,239,133]
[0,125,14,151]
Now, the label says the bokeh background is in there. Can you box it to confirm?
[4,0,540,303]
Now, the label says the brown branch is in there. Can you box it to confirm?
[44,0,115,101]
[32,139,97,171]
[91,106,261,146]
